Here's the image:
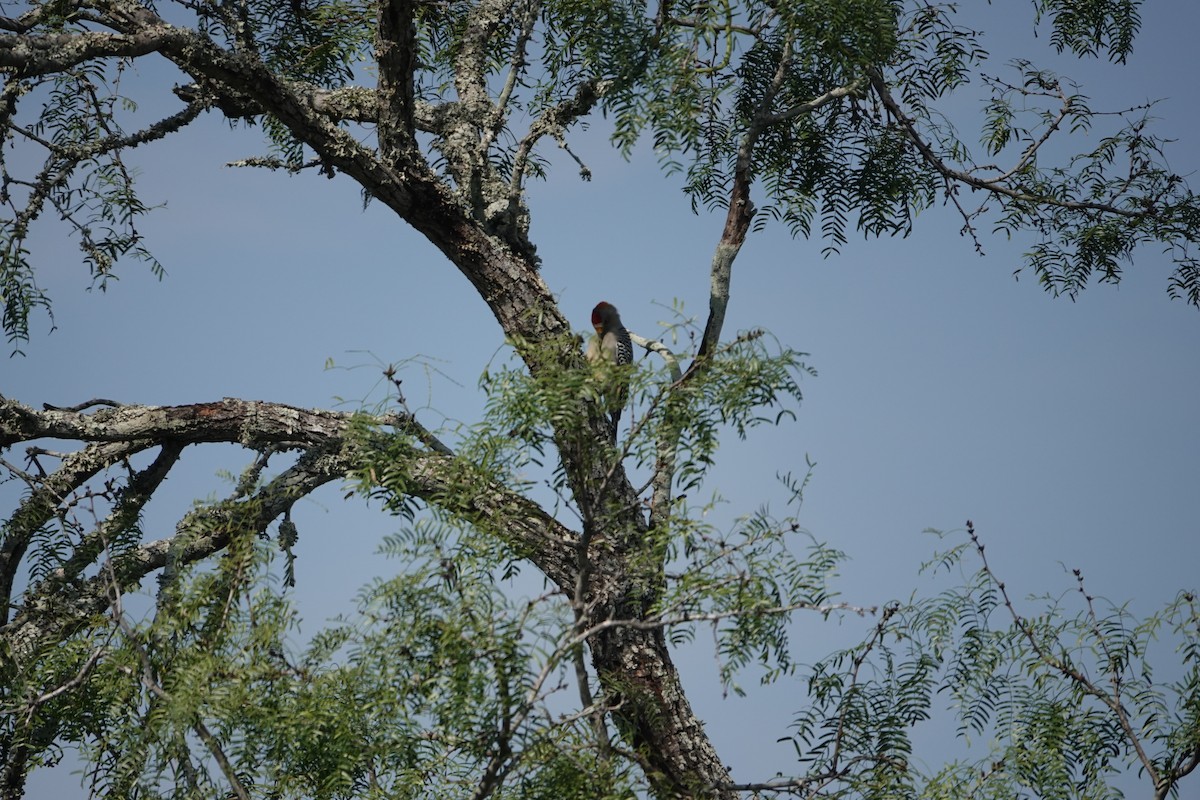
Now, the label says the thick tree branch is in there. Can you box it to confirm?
[5,9,623,508]
[0,12,40,34]
[0,396,398,447]
[403,452,578,586]
[376,0,419,163]
[696,35,796,360]
[0,28,167,73]
[1,397,581,656]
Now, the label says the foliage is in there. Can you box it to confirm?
[2,0,1199,798]
[8,515,638,799]
[0,338,829,797]
[1,0,1198,347]
[784,522,1200,800]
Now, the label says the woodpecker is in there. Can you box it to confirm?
[585,301,633,438]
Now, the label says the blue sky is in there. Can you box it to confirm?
[8,1,1200,794]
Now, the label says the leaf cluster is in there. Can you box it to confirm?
[1033,0,1142,63]
[779,528,1200,799]
[3,0,1200,353]
[460,327,838,693]
[2,62,165,348]
[656,470,848,692]
[631,332,812,493]
[6,499,640,798]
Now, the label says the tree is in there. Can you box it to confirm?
[1,0,1198,798]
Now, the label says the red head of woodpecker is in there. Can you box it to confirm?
[585,301,633,438]
[587,302,633,367]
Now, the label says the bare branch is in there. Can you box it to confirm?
[979,74,1076,184]
[54,443,185,587]
[571,471,612,761]
[3,445,344,665]
[24,639,109,712]
[41,399,123,412]
[626,330,683,533]
[507,78,609,212]
[484,0,540,154]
